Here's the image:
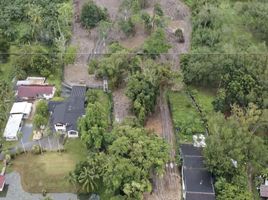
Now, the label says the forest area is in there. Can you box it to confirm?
[178,0,268,199]
[0,0,268,200]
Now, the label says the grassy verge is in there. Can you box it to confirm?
[12,139,87,193]
[168,91,204,142]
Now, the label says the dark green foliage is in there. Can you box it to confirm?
[141,12,152,32]
[13,45,57,78]
[33,100,49,129]
[143,28,171,58]
[126,73,157,124]
[215,178,253,200]
[0,0,72,44]
[204,105,268,196]
[213,65,263,113]
[79,90,111,151]
[0,35,10,63]
[119,18,135,36]
[126,60,173,124]
[174,28,184,43]
[72,123,169,199]
[0,81,13,133]
[80,1,108,29]
[154,3,164,17]
[239,2,268,43]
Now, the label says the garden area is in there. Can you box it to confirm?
[12,139,87,193]
[168,88,215,142]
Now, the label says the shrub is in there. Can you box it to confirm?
[31,145,41,155]
[119,18,135,36]
[174,28,185,43]
[64,46,77,64]
[81,1,108,29]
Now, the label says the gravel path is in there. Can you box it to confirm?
[0,172,78,200]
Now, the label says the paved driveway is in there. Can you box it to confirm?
[21,124,33,143]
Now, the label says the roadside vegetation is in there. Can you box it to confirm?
[175,0,268,199]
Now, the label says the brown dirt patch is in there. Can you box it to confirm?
[145,105,162,136]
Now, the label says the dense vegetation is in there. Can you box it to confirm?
[74,90,169,198]
[81,1,108,29]
[180,0,268,198]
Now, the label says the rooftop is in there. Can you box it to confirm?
[50,86,86,132]
[10,102,32,115]
[3,114,24,139]
[17,85,54,99]
[181,144,215,200]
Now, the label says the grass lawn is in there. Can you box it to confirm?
[12,139,87,193]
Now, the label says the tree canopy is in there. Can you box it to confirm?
[81,1,108,29]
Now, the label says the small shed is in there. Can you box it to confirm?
[3,114,24,141]
[0,175,5,192]
[10,102,32,119]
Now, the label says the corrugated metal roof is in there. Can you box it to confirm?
[3,114,24,139]
[17,85,54,98]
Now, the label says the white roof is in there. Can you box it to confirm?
[17,77,46,86]
[10,102,32,115]
[16,80,30,86]
[3,114,24,139]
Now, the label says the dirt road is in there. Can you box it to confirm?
[145,0,192,199]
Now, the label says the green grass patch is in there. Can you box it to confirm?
[86,89,113,125]
[168,91,204,142]
[13,139,87,193]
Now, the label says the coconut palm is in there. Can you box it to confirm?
[78,166,99,192]
[17,132,26,153]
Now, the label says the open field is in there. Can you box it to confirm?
[12,139,87,193]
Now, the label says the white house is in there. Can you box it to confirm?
[3,114,24,141]
[10,102,32,119]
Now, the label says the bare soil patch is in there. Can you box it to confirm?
[145,104,162,136]
[113,87,132,123]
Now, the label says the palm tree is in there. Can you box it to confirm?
[78,166,99,192]
[17,132,26,153]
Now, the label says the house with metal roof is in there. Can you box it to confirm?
[10,102,32,119]
[17,85,55,101]
[3,114,24,141]
[49,86,86,138]
[181,144,216,200]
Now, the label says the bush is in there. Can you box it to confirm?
[119,18,135,37]
[174,28,185,43]
[64,46,77,64]
[31,145,41,155]
[81,1,108,29]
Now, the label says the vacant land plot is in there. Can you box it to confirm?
[13,139,87,193]
[168,91,203,142]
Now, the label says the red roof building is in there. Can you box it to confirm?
[17,85,55,100]
[0,175,5,192]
